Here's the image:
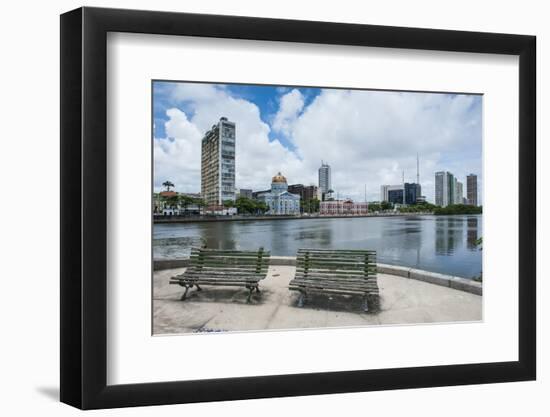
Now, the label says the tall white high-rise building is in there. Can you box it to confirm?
[318,162,331,196]
[201,117,236,207]
[455,181,464,205]
[435,171,455,207]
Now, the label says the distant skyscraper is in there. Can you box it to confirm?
[455,181,464,204]
[435,171,455,207]
[404,183,420,205]
[467,174,478,206]
[318,162,331,197]
[201,117,236,207]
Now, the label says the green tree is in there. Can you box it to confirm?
[310,198,320,213]
[368,203,381,212]
[194,198,206,215]
[255,201,269,214]
[166,195,179,209]
[178,195,195,211]
[234,196,269,215]
[380,201,392,211]
[433,204,482,215]
[235,197,250,214]
[300,198,320,214]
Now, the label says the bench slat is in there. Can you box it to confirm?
[190,256,271,262]
[290,278,378,288]
[174,281,259,287]
[190,267,270,272]
[289,286,378,296]
[172,277,261,281]
[292,276,377,284]
[290,248,379,310]
[188,265,269,271]
[178,271,266,277]
[172,247,271,302]
[296,269,376,275]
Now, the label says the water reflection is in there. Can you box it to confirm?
[467,217,479,250]
[153,215,482,278]
[435,217,464,256]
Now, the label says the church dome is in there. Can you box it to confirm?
[272,172,287,183]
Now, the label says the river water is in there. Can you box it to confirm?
[153,214,482,279]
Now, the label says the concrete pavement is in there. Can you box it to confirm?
[153,266,482,335]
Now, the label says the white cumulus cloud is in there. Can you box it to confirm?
[154,83,482,204]
[272,89,305,137]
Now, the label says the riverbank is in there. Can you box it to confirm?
[154,212,434,223]
[153,265,482,335]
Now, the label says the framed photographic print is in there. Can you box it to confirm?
[60,6,536,409]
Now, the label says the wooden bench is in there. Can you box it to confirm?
[289,248,379,312]
[169,247,270,303]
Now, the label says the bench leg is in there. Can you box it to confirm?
[362,295,369,312]
[255,286,261,293]
[181,285,191,301]
[195,284,202,292]
[246,286,254,303]
[297,291,306,308]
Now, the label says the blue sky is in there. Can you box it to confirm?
[153,81,483,203]
[154,82,321,151]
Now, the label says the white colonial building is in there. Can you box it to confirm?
[260,172,301,215]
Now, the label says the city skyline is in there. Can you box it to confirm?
[153,81,483,204]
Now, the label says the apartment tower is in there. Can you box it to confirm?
[467,174,478,206]
[201,117,236,208]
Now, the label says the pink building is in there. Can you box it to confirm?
[320,199,368,216]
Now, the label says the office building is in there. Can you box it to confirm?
[318,161,331,198]
[381,183,420,205]
[252,189,270,200]
[387,188,404,204]
[404,183,421,205]
[455,181,464,205]
[288,184,319,202]
[467,174,478,206]
[381,185,402,202]
[239,189,253,199]
[201,117,236,208]
[435,171,455,207]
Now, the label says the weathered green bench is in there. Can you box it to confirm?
[289,248,379,312]
[169,247,270,303]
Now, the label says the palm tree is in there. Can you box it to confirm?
[162,181,175,192]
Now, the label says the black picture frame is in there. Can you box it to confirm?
[60,6,536,410]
